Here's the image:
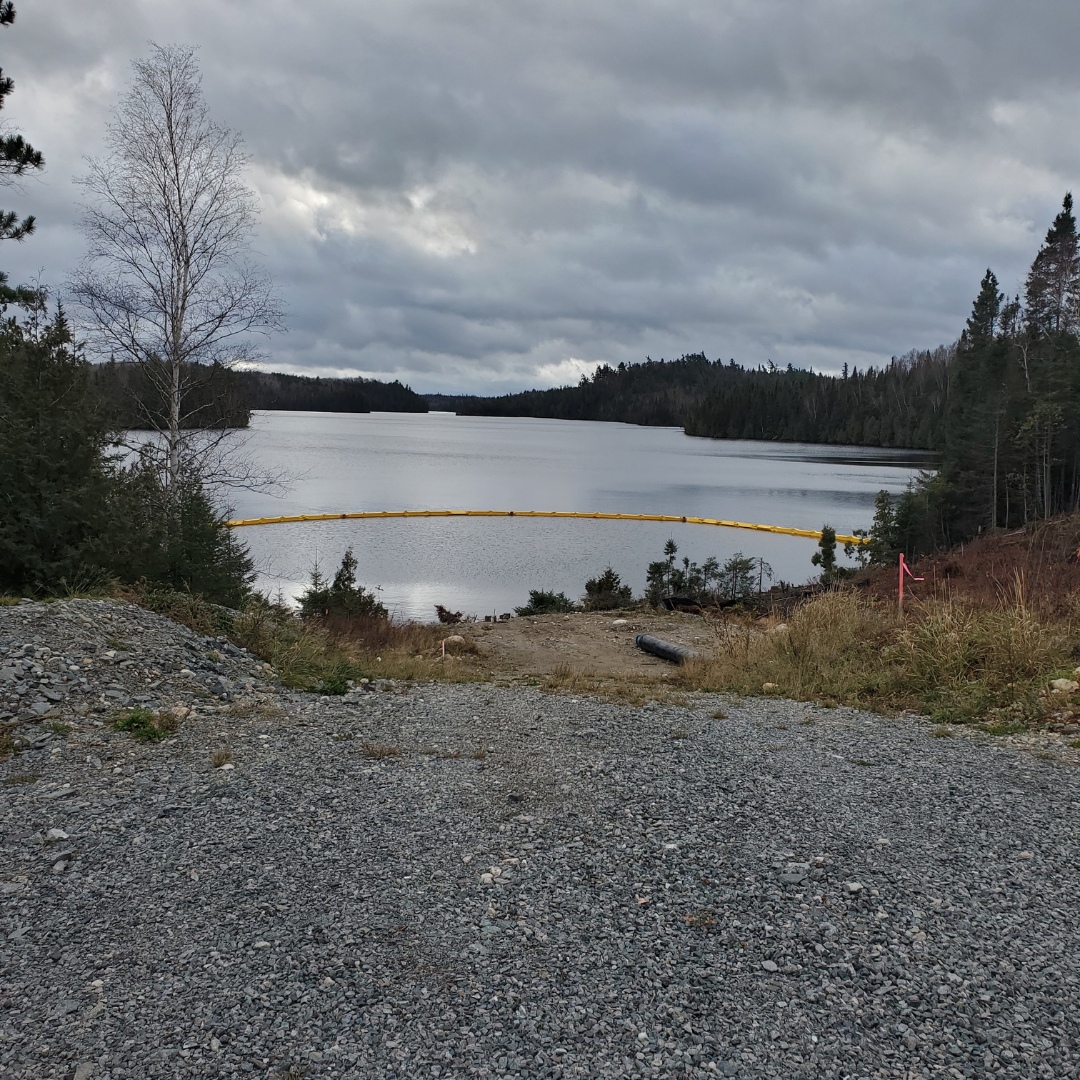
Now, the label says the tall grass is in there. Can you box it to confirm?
[679,588,1076,725]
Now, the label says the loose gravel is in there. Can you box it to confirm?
[2,599,1078,1079]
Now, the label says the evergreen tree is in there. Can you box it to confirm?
[298,548,386,619]
[583,567,633,610]
[1025,193,1079,339]
[964,269,1003,348]
[811,525,838,582]
[0,299,115,591]
[0,2,44,300]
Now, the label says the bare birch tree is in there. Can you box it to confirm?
[70,44,282,513]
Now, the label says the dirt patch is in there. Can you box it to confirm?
[470,609,722,680]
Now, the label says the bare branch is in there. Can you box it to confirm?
[68,43,285,509]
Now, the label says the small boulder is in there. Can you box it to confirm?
[1051,678,1079,693]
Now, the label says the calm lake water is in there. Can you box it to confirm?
[226,411,931,621]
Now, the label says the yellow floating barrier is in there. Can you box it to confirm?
[225,509,869,545]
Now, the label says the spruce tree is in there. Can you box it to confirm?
[0,300,115,591]
[964,269,1003,348]
[1025,193,1079,339]
[0,3,43,249]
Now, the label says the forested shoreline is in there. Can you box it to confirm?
[434,346,951,449]
[90,362,428,430]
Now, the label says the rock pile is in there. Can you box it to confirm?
[0,599,275,751]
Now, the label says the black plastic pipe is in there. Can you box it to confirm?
[635,634,699,664]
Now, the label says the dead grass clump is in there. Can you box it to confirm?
[312,613,486,683]
[231,599,360,692]
[677,588,1073,726]
[542,662,672,706]
[320,613,446,654]
[680,591,901,707]
[892,591,1068,724]
[211,748,232,768]
[361,742,400,760]
[5,771,39,784]
[225,698,284,720]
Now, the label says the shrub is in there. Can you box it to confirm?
[583,567,633,610]
[298,548,386,619]
[111,707,178,742]
[515,589,577,615]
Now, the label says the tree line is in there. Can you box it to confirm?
[441,348,951,449]
[90,362,428,430]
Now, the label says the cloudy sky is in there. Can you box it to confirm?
[3,0,1079,393]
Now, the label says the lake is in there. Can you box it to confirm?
[226,411,932,621]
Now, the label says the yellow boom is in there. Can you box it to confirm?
[225,509,868,545]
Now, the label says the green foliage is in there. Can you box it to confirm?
[231,596,362,691]
[583,567,633,610]
[515,589,578,615]
[111,707,178,742]
[645,541,770,605]
[811,525,838,582]
[0,300,116,593]
[102,457,255,608]
[453,349,951,450]
[0,3,43,249]
[298,548,387,619]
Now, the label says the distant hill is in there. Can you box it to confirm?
[90,362,428,429]
[428,350,951,449]
[241,370,427,414]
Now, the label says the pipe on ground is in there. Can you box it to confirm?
[635,634,699,665]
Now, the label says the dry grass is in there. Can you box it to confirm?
[4,771,40,784]
[360,742,400,760]
[224,698,285,720]
[211,748,232,768]
[677,587,1076,726]
[541,662,677,706]
[232,604,489,689]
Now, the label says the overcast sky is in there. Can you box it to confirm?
[3,0,1078,393]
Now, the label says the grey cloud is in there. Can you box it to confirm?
[3,0,1079,392]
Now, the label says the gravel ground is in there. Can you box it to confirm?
[2,600,1079,1079]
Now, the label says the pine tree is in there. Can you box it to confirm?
[0,299,115,591]
[1025,193,1080,339]
[964,269,1003,348]
[0,2,43,241]
[811,525,838,582]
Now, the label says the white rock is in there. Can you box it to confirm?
[479,873,494,885]
[843,881,864,894]
[46,828,69,841]
[611,619,628,627]
[1050,678,1079,693]
[219,762,235,771]
[761,960,779,972]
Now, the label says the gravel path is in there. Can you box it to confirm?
[2,600,1079,1079]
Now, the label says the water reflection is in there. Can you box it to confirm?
[228,413,932,620]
